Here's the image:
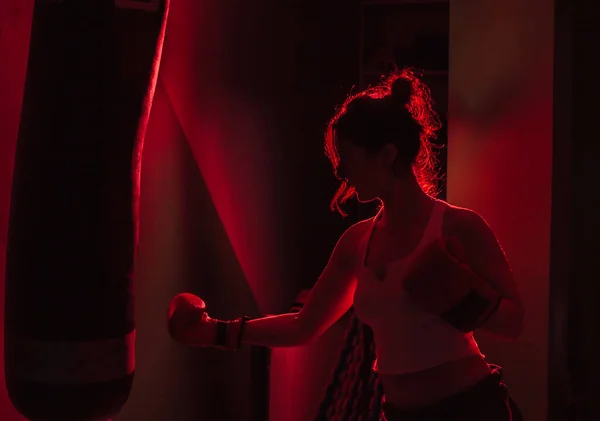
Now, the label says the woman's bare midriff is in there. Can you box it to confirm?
[380,355,491,408]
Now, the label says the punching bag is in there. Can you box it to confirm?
[4,1,169,420]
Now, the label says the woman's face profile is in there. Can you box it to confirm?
[336,137,390,203]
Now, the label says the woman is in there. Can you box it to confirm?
[168,68,524,421]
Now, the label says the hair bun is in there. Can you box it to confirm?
[389,76,413,107]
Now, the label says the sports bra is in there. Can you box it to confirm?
[352,200,483,375]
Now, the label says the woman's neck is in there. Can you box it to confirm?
[378,174,435,230]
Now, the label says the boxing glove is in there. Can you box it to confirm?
[402,237,502,332]
[167,293,248,350]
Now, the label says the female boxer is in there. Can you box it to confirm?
[168,68,524,421]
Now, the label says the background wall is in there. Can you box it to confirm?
[448,1,554,420]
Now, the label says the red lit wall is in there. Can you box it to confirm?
[448,1,554,420]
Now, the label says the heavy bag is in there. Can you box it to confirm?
[4,1,169,420]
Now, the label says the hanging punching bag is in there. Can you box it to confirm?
[4,1,169,420]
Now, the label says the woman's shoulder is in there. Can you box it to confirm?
[342,216,374,240]
[334,215,375,253]
[439,200,493,238]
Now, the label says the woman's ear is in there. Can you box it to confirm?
[381,143,398,169]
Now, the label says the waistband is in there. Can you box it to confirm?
[382,364,508,420]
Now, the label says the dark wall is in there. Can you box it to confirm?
[252,0,365,292]
[548,0,571,419]
[559,1,600,420]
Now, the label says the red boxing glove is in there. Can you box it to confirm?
[167,293,248,349]
[402,237,502,332]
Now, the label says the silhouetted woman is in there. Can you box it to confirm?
[168,68,524,421]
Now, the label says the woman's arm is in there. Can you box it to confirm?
[237,220,369,348]
[449,208,524,341]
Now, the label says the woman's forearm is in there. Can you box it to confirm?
[238,312,313,348]
[478,298,524,341]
